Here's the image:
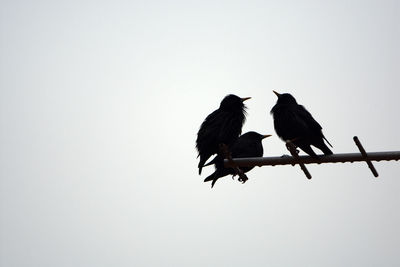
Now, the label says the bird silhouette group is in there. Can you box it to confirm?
[196,92,333,188]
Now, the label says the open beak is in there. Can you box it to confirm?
[273,90,280,97]
[262,134,272,139]
[241,97,251,102]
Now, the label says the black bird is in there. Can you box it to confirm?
[204,131,271,187]
[196,94,250,175]
[270,91,333,157]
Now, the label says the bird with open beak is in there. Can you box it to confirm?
[196,94,251,175]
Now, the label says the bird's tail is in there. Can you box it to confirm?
[204,172,218,188]
[198,164,203,175]
[321,144,333,155]
[203,155,220,167]
[300,145,319,158]
[323,135,333,148]
[318,142,333,156]
[198,156,207,175]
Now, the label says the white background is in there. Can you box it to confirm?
[1,0,399,266]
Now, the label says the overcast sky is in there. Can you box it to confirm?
[1,0,399,266]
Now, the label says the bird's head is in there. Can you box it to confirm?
[273,91,298,105]
[242,131,272,141]
[220,94,251,111]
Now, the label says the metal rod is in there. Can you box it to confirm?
[224,151,400,168]
[286,141,312,179]
[353,136,379,177]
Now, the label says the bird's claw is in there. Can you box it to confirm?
[238,174,248,183]
[285,143,293,151]
[285,142,299,155]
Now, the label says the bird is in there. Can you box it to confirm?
[270,91,333,157]
[196,94,250,175]
[204,131,271,187]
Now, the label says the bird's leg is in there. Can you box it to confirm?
[285,140,312,179]
[218,143,248,184]
[285,137,300,153]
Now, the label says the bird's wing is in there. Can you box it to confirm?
[297,105,332,147]
[219,111,240,130]
[217,111,245,143]
[196,110,225,146]
[296,105,323,133]
[273,106,308,140]
[204,154,221,166]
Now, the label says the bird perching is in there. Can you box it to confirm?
[224,136,400,179]
[271,91,333,158]
[196,93,400,186]
[204,131,271,187]
[196,94,250,175]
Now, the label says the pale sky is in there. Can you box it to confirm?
[1,0,399,266]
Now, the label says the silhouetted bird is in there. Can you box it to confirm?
[196,94,250,175]
[270,91,333,157]
[204,131,271,187]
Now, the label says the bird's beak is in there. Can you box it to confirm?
[241,97,251,102]
[273,90,280,97]
[262,134,272,139]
